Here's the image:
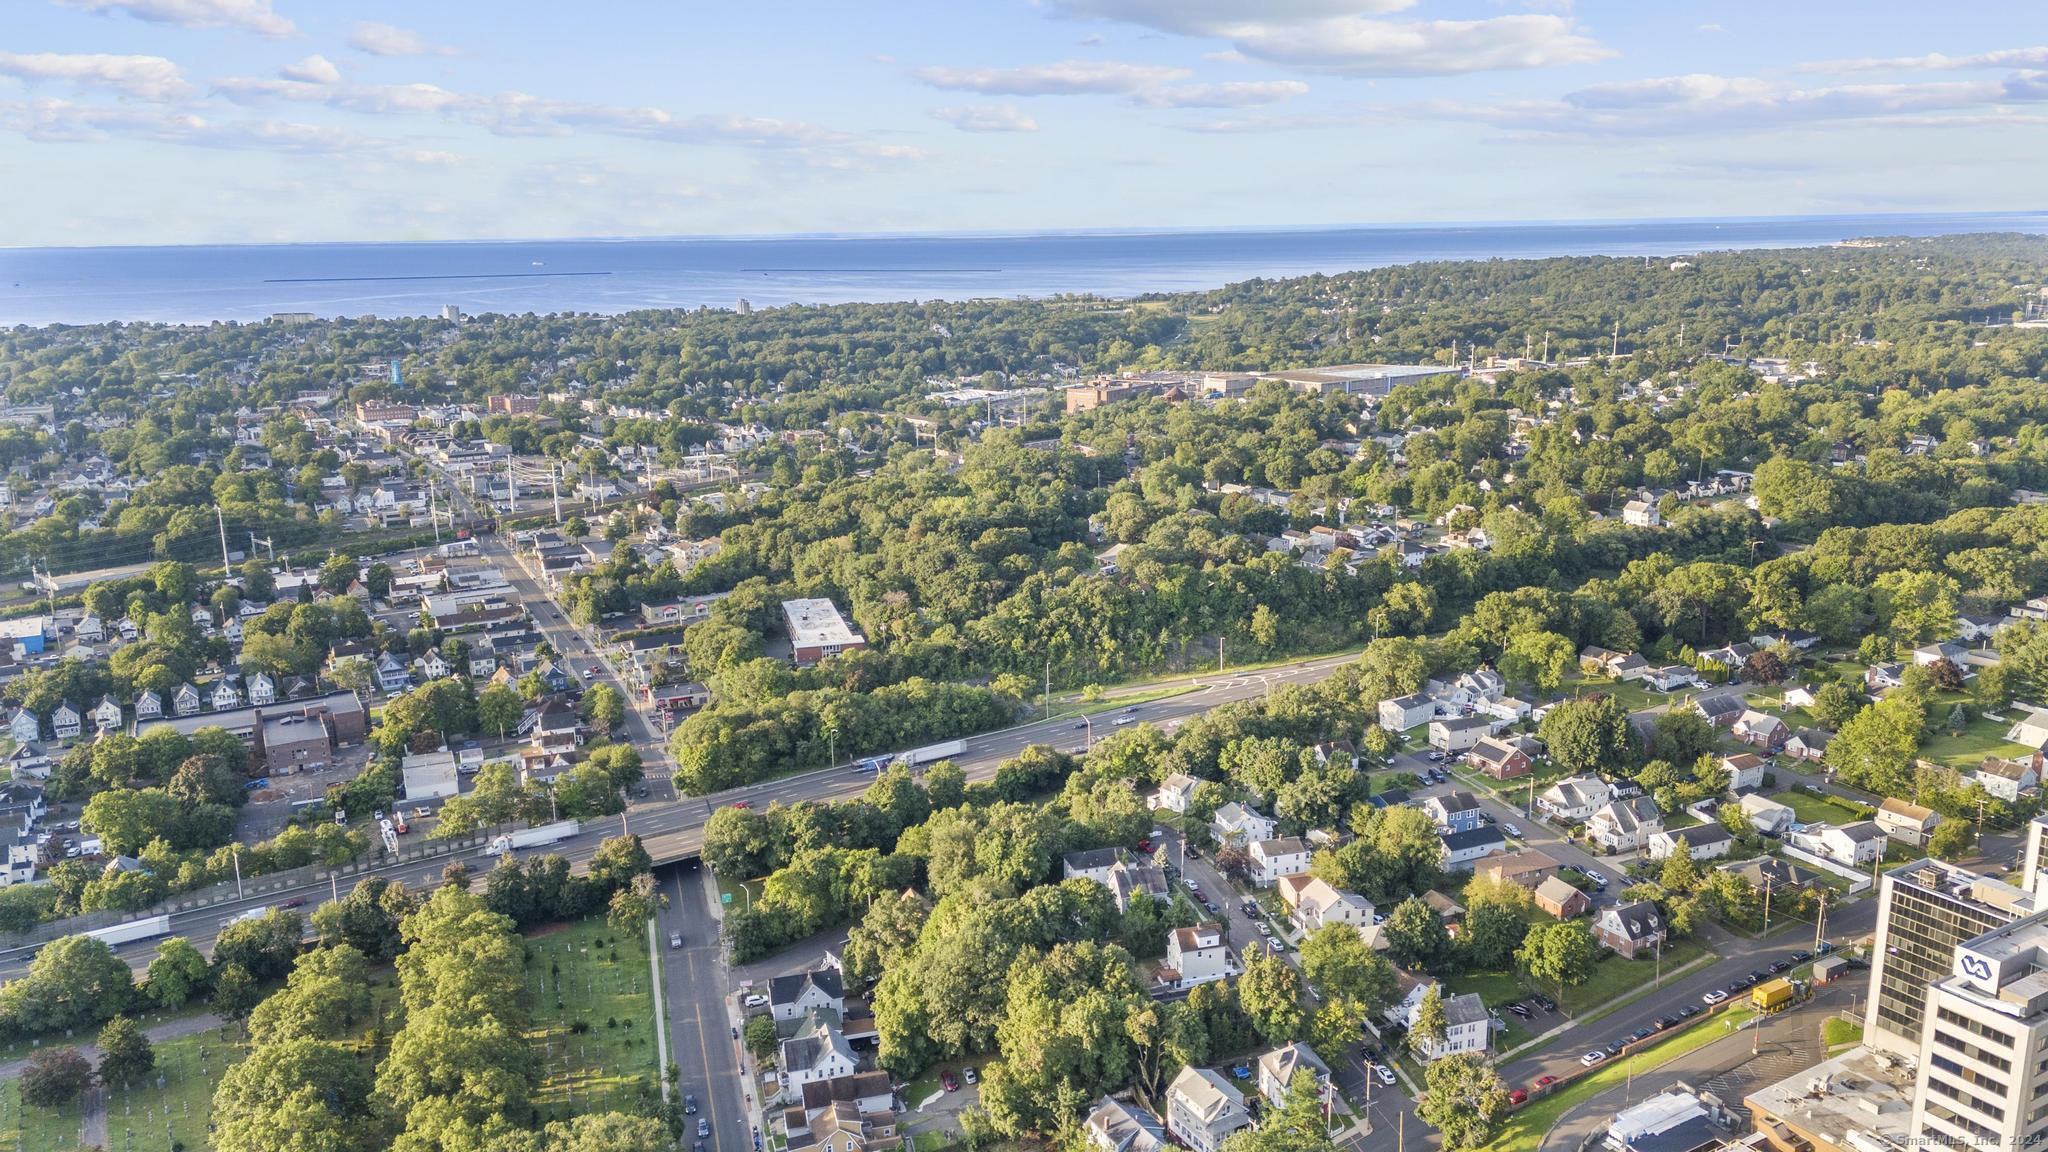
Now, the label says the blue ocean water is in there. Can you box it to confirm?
[3,212,2045,327]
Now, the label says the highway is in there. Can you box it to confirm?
[0,646,1364,981]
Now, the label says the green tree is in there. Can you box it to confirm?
[145,935,212,1008]
[1418,1052,1511,1150]
[96,1015,156,1086]
[1810,682,1862,730]
[1651,708,1717,768]
[1660,849,1702,894]
[743,1013,779,1062]
[1539,694,1638,775]
[0,934,134,1035]
[1299,923,1399,1014]
[1929,819,1976,861]
[477,684,524,741]
[1383,895,1452,971]
[210,963,261,1021]
[581,682,625,731]
[589,834,654,889]
[1517,920,1597,993]
[1409,985,1448,1059]
[211,1036,382,1152]
[1236,951,1304,1043]
[247,946,374,1045]
[606,874,666,936]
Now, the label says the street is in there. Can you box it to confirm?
[661,861,751,1152]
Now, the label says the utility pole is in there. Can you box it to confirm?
[429,482,441,544]
[1611,320,1620,360]
[215,506,232,579]
[551,467,562,525]
[1044,656,1051,719]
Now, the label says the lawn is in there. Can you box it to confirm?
[525,916,665,1124]
[1777,790,1868,826]
[1554,939,1711,1017]
[1919,712,2034,772]
[97,1027,247,1152]
[1481,1005,1759,1152]
[0,1077,87,1150]
[1822,1017,1864,1049]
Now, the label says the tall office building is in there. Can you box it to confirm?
[1908,912,2048,1148]
[1864,859,2039,1055]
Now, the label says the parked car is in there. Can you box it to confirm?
[1767,960,1791,974]
[1630,1027,1653,1042]
[1532,995,1557,1012]
[1678,1005,1702,1019]
[1702,989,1729,1005]
[1789,950,1813,963]
[1503,823,1523,838]
[941,1072,959,1093]
[1373,1064,1396,1086]
[1508,1089,1528,1106]
[1507,1004,1531,1019]
[743,993,768,1008]
[964,1067,978,1085]
[1535,1075,1557,1088]
[1580,1051,1608,1067]
[1267,938,1284,953]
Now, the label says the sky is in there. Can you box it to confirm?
[2,0,2046,247]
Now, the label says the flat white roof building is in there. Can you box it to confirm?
[781,598,867,664]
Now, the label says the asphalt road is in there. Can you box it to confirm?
[662,861,750,1152]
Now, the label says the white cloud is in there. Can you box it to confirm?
[1047,1,1606,78]
[278,54,339,85]
[1801,46,2048,73]
[0,97,386,154]
[1413,71,2048,137]
[911,59,1189,95]
[1132,79,1308,107]
[1181,110,1358,132]
[930,103,1039,132]
[53,0,293,38]
[0,51,189,100]
[347,21,457,58]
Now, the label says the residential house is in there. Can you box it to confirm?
[1644,665,1702,692]
[1249,837,1314,886]
[1720,857,1811,894]
[1875,798,1941,847]
[1783,728,1831,763]
[1151,772,1199,813]
[1781,684,1821,710]
[1478,695,1535,725]
[50,701,80,741]
[172,682,201,716]
[75,614,103,643]
[1063,847,1121,886]
[1646,824,1734,862]
[1378,693,1434,733]
[1421,790,1484,834]
[1467,736,1533,780]
[778,1009,857,1095]
[1438,826,1507,870]
[210,680,242,710]
[1537,775,1613,822]
[1691,694,1745,728]
[1256,1042,1332,1108]
[1084,1098,1168,1152]
[1957,614,2016,643]
[770,969,846,1024]
[1976,757,2040,802]
[1277,874,1375,937]
[1477,849,1562,889]
[1107,859,1169,913]
[1310,740,1359,770]
[1534,876,1590,919]
[1700,643,1755,671]
[1408,991,1492,1060]
[1161,924,1235,990]
[1165,1067,1250,1152]
[91,694,122,733]
[7,709,37,745]
[1738,793,1797,837]
[1588,795,1665,853]
[1592,901,1667,959]
[1720,753,1768,792]
[1786,821,1886,867]
[786,1101,900,1152]
[1212,803,1276,847]
[1428,715,1493,753]
[1731,710,1787,752]
[2006,708,2048,758]
[247,672,277,706]
[374,654,412,694]
[1912,642,1967,667]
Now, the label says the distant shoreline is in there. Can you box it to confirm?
[262,271,614,284]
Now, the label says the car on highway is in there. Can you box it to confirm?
[670,932,684,950]
[1702,989,1729,1005]
[1580,1050,1608,1067]
[281,897,306,909]
[697,1119,710,1138]
[1074,722,1087,730]
[1113,716,1137,726]
[729,801,752,810]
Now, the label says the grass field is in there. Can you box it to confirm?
[1449,938,1711,1024]
[98,1027,247,1152]
[524,916,664,1124]
[1919,712,2034,771]
[1823,1016,1864,1049]
[1778,790,1868,825]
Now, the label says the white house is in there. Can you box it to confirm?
[1439,827,1507,870]
[1407,991,1492,1060]
[1587,796,1664,853]
[1162,924,1236,990]
[51,702,80,741]
[1276,874,1375,937]
[1378,693,1434,733]
[1256,1042,1332,1108]
[91,694,123,733]
[1249,837,1313,886]
[2007,708,2048,753]
[1212,803,1277,847]
[1165,1067,1249,1152]
[1063,847,1121,886]
[1976,757,2040,802]
[247,672,277,706]
[1720,753,1768,792]
[1622,499,1662,528]
[778,1009,857,1095]
[1647,824,1734,862]
[1428,716,1493,753]
[1739,793,1797,836]
[1875,799,1941,847]
[7,710,37,745]
[1151,772,1200,813]
[210,680,242,710]
[1643,665,1701,692]
[133,689,162,721]
[1085,1098,1168,1152]
[1537,775,1613,822]
[172,682,201,716]
[1787,821,1886,867]
[769,969,845,1024]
